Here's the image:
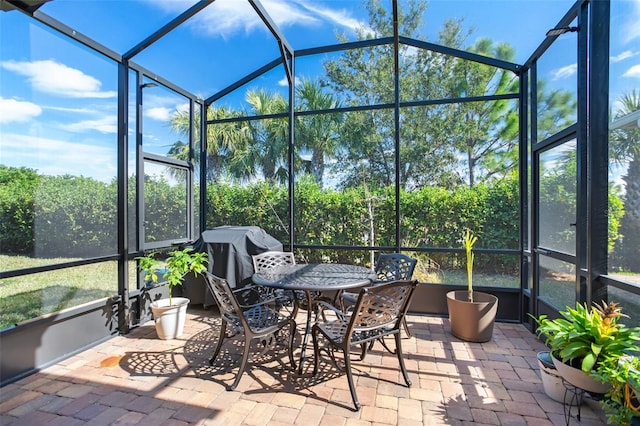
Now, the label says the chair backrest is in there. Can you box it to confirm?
[203,272,244,323]
[348,279,419,334]
[252,251,296,272]
[374,253,417,282]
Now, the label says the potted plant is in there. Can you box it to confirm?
[592,354,640,425]
[627,357,640,402]
[532,301,640,396]
[536,349,574,404]
[446,229,498,342]
[138,248,208,339]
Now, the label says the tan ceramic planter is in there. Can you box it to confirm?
[446,290,498,342]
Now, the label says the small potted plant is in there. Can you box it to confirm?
[138,248,208,339]
[591,354,640,425]
[446,229,498,342]
[532,301,640,395]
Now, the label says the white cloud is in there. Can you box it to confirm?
[47,106,99,114]
[151,0,363,38]
[169,1,259,37]
[59,116,117,134]
[622,0,640,43]
[551,64,577,80]
[296,0,368,33]
[261,0,321,28]
[192,0,312,37]
[176,102,190,114]
[0,59,116,98]
[0,97,42,124]
[146,107,172,121]
[1,133,116,182]
[278,77,289,87]
[623,64,640,78]
[141,92,184,122]
[611,50,639,62]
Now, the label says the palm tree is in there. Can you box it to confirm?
[235,89,290,183]
[295,78,343,187]
[610,90,640,272]
[169,105,248,183]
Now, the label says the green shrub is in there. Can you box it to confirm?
[0,166,621,273]
[0,166,39,254]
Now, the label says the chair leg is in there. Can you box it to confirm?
[359,343,368,360]
[311,326,320,376]
[402,317,412,338]
[378,336,398,354]
[394,332,412,387]
[288,319,297,372]
[333,290,345,311]
[343,348,361,411]
[209,320,227,366]
[229,333,252,391]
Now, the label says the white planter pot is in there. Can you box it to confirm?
[150,297,190,340]
[537,351,575,404]
[551,353,610,395]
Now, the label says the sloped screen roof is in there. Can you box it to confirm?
[30,0,576,98]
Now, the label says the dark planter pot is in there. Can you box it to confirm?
[446,290,498,342]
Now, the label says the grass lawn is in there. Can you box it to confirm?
[2,254,638,329]
[0,255,137,329]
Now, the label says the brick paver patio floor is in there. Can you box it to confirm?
[0,306,607,425]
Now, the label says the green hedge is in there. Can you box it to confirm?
[0,166,38,254]
[0,166,118,257]
[1,166,622,274]
[206,177,521,272]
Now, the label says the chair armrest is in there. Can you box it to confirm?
[233,285,290,308]
[315,300,349,323]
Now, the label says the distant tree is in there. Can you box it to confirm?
[535,80,578,142]
[168,0,575,192]
[538,149,578,254]
[324,2,522,189]
[169,83,344,186]
[610,90,640,271]
[169,105,248,183]
[323,0,575,190]
[324,0,443,190]
[444,36,520,187]
[233,89,289,183]
[295,78,343,187]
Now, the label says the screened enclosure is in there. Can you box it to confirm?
[1,0,639,385]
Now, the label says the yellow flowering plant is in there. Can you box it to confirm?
[463,228,478,302]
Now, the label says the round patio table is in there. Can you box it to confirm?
[253,263,376,374]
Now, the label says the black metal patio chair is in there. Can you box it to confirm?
[252,250,330,318]
[204,272,297,390]
[339,253,417,337]
[312,279,419,411]
[252,251,298,311]
[252,250,296,271]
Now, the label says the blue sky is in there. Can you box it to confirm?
[1,0,639,183]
